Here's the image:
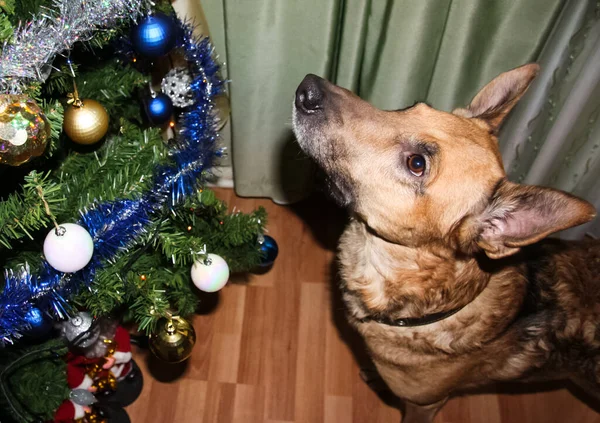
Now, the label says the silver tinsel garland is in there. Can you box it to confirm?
[0,0,145,94]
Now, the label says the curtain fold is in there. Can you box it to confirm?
[500,0,600,238]
[210,0,345,203]
[201,0,565,203]
[199,0,599,238]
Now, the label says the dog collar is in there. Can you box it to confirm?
[358,305,464,327]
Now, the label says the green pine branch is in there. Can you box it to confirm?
[75,61,147,122]
[41,64,79,98]
[43,60,147,124]
[76,188,266,333]
[0,0,15,15]
[42,100,64,157]
[85,27,125,50]
[54,122,168,221]
[2,250,44,273]
[0,171,64,249]
[0,13,13,43]
[77,249,199,334]
[10,0,51,24]
[154,190,267,271]
[0,0,268,342]
[0,122,164,251]
[20,82,42,102]
[154,220,207,267]
[0,338,69,423]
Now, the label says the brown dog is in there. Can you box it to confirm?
[292,64,600,423]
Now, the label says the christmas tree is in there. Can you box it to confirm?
[0,1,275,421]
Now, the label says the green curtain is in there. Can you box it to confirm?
[202,0,566,204]
[499,0,600,238]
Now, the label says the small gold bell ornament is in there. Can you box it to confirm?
[0,94,50,166]
[63,85,109,145]
[149,316,196,363]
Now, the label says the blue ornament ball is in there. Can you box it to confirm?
[24,307,52,336]
[258,235,279,267]
[131,13,176,58]
[145,93,173,125]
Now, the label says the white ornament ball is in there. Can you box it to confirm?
[190,254,230,292]
[43,223,94,273]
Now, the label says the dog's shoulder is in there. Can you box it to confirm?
[521,238,600,310]
[502,238,600,357]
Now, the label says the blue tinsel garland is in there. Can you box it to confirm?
[0,19,225,345]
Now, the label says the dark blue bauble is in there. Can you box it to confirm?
[131,13,176,58]
[258,235,279,267]
[24,307,52,336]
[145,93,173,125]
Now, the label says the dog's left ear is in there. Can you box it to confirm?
[457,180,596,259]
[453,63,539,133]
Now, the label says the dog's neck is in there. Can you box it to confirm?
[339,219,490,320]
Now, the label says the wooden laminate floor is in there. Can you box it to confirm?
[127,189,600,423]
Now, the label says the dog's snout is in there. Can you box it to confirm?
[295,74,325,113]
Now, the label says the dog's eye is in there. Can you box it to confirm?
[407,154,426,176]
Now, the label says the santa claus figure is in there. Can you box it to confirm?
[53,375,99,423]
[54,398,90,422]
[56,312,142,409]
[105,325,133,381]
[57,312,133,383]
[67,360,94,391]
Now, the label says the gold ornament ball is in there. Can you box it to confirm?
[0,95,50,166]
[63,99,109,145]
[149,316,196,363]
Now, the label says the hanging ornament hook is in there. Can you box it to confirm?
[148,81,157,99]
[67,80,84,108]
[35,181,61,234]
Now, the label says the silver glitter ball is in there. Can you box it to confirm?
[70,389,97,406]
[161,67,195,108]
[59,312,99,348]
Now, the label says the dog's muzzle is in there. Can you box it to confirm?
[292,75,354,208]
[295,74,325,114]
[292,74,328,151]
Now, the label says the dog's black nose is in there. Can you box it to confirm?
[295,74,324,113]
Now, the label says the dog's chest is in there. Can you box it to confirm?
[353,318,486,402]
[341,235,600,393]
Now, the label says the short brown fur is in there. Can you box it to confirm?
[292,64,599,422]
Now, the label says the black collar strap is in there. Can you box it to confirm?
[358,305,465,327]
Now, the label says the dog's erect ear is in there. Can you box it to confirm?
[458,180,596,259]
[453,63,539,132]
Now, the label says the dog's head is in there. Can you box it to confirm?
[292,64,596,258]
